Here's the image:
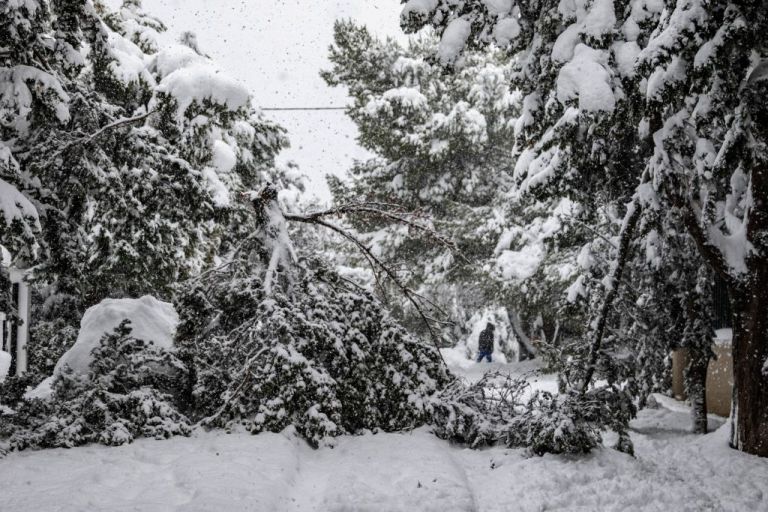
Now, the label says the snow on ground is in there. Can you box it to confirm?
[3,360,766,512]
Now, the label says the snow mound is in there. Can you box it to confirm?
[53,296,179,376]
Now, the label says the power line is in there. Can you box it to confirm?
[261,106,347,111]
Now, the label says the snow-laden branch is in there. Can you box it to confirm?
[286,202,467,262]
[284,211,449,367]
[44,109,156,164]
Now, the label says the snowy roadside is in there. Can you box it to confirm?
[1,390,766,512]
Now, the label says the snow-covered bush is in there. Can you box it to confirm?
[0,320,189,450]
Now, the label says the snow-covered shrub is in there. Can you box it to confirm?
[0,320,189,450]
[27,320,79,381]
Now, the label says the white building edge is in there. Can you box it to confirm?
[1,266,30,378]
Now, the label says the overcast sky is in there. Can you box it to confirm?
[134,0,406,201]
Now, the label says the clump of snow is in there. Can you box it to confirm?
[383,87,429,109]
[0,244,11,267]
[106,31,154,86]
[150,45,208,79]
[581,0,616,39]
[714,328,732,347]
[402,0,439,16]
[639,0,707,66]
[566,274,587,302]
[157,65,251,119]
[496,243,545,280]
[483,0,513,15]
[0,177,39,229]
[211,139,237,173]
[551,24,582,63]
[493,17,521,46]
[0,65,70,129]
[645,57,687,101]
[53,295,179,377]
[23,376,53,400]
[553,0,615,62]
[0,350,11,382]
[202,167,231,207]
[438,18,472,65]
[556,44,615,112]
[622,0,664,42]
[612,41,641,77]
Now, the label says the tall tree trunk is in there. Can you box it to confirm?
[731,63,768,456]
[730,266,768,456]
[686,354,709,434]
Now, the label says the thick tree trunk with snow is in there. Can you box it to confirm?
[730,268,768,456]
[729,72,768,456]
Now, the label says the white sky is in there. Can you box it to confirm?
[136,0,406,201]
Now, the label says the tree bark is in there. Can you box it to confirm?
[730,67,768,456]
[730,265,768,455]
[686,354,709,434]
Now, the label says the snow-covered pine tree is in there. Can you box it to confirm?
[1,0,287,377]
[1,320,190,449]
[638,0,768,454]
[396,0,725,442]
[322,21,522,353]
[612,207,715,432]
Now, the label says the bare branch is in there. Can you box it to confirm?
[287,202,468,263]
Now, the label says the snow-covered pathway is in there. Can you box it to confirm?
[2,391,767,511]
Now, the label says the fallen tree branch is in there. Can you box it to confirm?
[284,212,449,367]
[580,191,643,393]
[287,202,468,263]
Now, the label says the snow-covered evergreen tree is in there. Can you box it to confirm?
[638,0,768,455]
[1,320,189,449]
[1,0,287,377]
[322,21,522,354]
[396,0,732,446]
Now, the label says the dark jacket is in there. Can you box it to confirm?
[478,327,494,353]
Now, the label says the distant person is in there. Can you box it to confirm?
[476,322,495,363]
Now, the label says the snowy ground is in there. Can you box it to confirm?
[2,364,767,512]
